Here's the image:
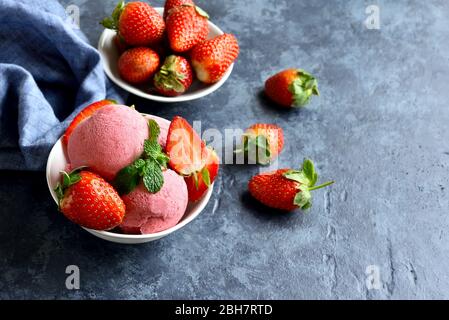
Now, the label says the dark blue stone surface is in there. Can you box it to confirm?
[1,0,449,299]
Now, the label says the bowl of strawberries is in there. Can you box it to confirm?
[46,101,219,244]
[98,0,239,103]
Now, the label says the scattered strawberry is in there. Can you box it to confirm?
[191,33,239,84]
[118,47,160,84]
[166,4,209,52]
[54,169,126,230]
[62,100,116,146]
[185,147,219,201]
[101,1,165,46]
[154,55,193,96]
[166,116,207,176]
[163,0,194,20]
[114,35,130,54]
[265,69,319,108]
[240,124,284,165]
[248,159,334,211]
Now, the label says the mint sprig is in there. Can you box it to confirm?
[113,120,169,195]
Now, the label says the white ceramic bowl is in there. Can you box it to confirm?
[46,114,213,244]
[98,7,234,103]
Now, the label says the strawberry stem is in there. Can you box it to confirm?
[308,181,335,191]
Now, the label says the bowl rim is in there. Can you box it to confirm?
[46,113,213,240]
[98,7,234,103]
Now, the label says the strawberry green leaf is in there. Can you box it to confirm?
[301,159,317,187]
[142,161,164,194]
[54,183,64,202]
[100,0,125,30]
[201,167,211,188]
[243,134,272,165]
[283,170,310,185]
[293,186,312,209]
[193,171,199,190]
[289,69,319,107]
[154,56,186,93]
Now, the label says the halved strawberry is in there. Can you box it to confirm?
[166,116,207,176]
[185,147,219,201]
[62,100,116,145]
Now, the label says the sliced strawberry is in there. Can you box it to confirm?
[166,116,207,175]
[62,100,116,145]
[185,147,219,202]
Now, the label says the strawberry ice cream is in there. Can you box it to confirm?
[120,169,188,234]
[67,105,149,181]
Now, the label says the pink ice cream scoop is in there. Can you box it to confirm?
[67,105,149,181]
[120,169,188,234]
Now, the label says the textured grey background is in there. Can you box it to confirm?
[1,0,449,299]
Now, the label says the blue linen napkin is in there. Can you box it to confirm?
[0,0,126,170]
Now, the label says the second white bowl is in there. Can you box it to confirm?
[98,7,234,103]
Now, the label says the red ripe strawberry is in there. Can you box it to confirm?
[166,116,207,176]
[248,159,334,211]
[101,1,165,46]
[166,4,209,53]
[185,147,219,202]
[265,69,319,108]
[62,100,116,146]
[118,47,160,84]
[191,33,239,84]
[54,169,126,230]
[154,55,193,96]
[163,0,194,20]
[241,124,284,165]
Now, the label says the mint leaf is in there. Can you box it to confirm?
[144,139,162,158]
[113,159,143,195]
[142,161,164,193]
[148,119,160,143]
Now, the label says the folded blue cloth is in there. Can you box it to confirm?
[0,0,126,170]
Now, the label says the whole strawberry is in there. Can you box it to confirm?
[62,99,116,146]
[248,159,334,211]
[240,124,284,165]
[54,169,126,230]
[101,1,165,46]
[265,69,319,108]
[154,55,193,96]
[163,0,194,20]
[118,47,160,84]
[191,33,239,84]
[166,4,209,52]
